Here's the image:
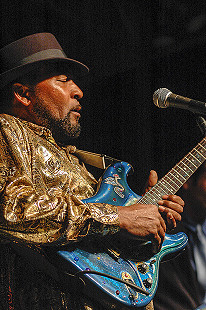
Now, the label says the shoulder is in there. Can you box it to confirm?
[0,114,31,135]
[0,114,32,150]
[0,113,23,129]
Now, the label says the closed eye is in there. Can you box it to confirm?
[57,79,71,82]
[57,75,72,82]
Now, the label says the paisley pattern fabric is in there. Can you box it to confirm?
[0,113,119,245]
[0,113,153,310]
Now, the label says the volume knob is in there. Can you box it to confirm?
[137,263,148,274]
[143,277,153,289]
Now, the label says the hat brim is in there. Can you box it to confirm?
[0,57,89,89]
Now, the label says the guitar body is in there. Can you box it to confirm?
[56,161,188,309]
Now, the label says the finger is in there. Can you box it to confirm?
[158,215,166,243]
[151,233,162,254]
[166,212,177,229]
[161,194,185,207]
[158,205,178,229]
[152,227,166,254]
[159,213,167,232]
[158,204,182,222]
[158,199,184,214]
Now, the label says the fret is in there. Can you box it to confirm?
[180,161,194,174]
[136,138,206,208]
[140,196,152,204]
[153,180,172,194]
[141,181,174,205]
[140,193,153,204]
[189,152,202,165]
[163,174,182,190]
[193,148,205,162]
[175,165,190,178]
[148,189,161,201]
[154,181,173,195]
[140,186,162,204]
[139,137,206,206]
[149,187,165,199]
[141,196,159,205]
[141,189,160,204]
[196,144,206,156]
[168,168,187,184]
[199,141,206,151]
[184,156,198,171]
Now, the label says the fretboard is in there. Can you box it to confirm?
[139,137,206,205]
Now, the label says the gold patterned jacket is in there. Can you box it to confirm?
[0,114,119,245]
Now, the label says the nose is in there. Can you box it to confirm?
[71,81,83,100]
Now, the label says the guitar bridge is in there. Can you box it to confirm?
[122,272,138,300]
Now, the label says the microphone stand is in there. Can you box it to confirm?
[193,115,206,310]
[196,115,206,136]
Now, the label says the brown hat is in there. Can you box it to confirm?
[0,33,89,89]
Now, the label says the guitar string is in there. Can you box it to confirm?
[139,137,206,205]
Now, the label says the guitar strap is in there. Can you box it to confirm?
[10,241,60,282]
[73,148,122,169]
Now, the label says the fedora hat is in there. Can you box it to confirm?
[0,33,89,89]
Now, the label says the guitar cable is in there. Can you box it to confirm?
[74,269,149,296]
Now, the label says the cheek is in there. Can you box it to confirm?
[34,82,72,118]
[38,90,67,115]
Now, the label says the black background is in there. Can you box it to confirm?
[1,0,206,192]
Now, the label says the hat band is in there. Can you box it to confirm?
[18,49,67,66]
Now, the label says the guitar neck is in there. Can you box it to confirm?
[139,137,206,205]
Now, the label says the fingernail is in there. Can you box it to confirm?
[158,206,165,212]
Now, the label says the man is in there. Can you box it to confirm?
[154,163,206,310]
[0,33,184,310]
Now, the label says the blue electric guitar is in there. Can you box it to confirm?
[56,137,206,309]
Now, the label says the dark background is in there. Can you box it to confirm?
[1,0,206,192]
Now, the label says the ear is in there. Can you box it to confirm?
[13,83,32,106]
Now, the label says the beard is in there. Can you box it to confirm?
[33,97,81,145]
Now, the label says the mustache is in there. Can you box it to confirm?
[70,103,82,113]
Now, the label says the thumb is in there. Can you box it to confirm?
[143,170,158,194]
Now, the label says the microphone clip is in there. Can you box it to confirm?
[196,115,206,136]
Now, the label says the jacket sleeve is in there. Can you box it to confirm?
[0,115,119,245]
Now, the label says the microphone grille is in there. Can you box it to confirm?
[153,88,172,108]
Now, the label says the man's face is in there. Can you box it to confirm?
[29,74,83,143]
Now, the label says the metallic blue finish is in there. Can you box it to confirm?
[57,161,188,308]
[84,161,142,206]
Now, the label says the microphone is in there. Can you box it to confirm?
[153,88,206,115]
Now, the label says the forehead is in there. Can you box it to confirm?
[37,63,73,81]
[41,63,72,75]
[18,63,73,85]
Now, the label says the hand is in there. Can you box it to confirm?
[144,170,184,230]
[117,203,166,253]
[158,194,184,229]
